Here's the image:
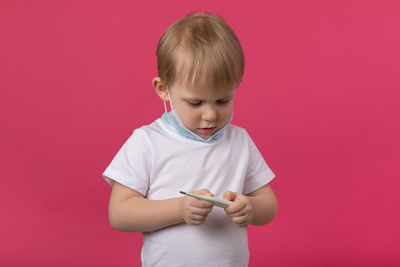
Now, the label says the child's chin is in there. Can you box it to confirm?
[201,132,218,140]
[199,135,212,140]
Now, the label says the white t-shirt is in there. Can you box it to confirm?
[103,118,275,267]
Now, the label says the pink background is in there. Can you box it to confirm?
[1,0,399,266]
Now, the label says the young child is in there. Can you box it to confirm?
[103,12,277,267]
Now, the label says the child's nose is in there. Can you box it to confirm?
[201,107,217,122]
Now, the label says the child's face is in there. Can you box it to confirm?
[168,81,236,140]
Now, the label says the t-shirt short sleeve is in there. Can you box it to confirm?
[102,129,151,196]
[243,130,275,195]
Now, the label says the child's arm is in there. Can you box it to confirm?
[108,181,214,232]
[223,184,277,227]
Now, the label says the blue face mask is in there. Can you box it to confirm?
[161,88,232,143]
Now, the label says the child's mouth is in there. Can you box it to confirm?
[198,127,216,134]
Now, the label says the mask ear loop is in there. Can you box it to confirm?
[164,87,174,112]
[163,100,168,113]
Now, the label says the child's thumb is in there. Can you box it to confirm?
[223,191,236,201]
[195,189,214,197]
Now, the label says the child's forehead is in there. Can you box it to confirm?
[171,46,241,94]
[173,62,236,94]
[172,80,235,99]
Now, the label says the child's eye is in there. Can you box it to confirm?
[217,100,229,105]
[188,101,202,107]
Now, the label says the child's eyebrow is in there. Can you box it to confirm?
[183,96,233,102]
[184,97,203,101]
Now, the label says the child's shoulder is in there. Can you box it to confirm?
[121,118,162,146]
[227,123,249,134]
[127,117,182,146]
[225,123,252,140]
[227,123,246,132]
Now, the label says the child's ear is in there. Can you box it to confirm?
[152,77,169,101]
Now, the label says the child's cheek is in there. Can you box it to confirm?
[221,106,233,122]
[182,113,196,128]
[177,108,195,128]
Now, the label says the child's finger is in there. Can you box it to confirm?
[232,215,249,227]
[186,217,205,225]
[224,194,245,213]
[227,207,247,218]
[225,201,245,214]
[191,199,214,209]
[193,189,215,197]
[223,190,236,201]
[191,206,212,216]
[190,214,207,221]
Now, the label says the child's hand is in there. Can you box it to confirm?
[223,191,253,227]
[179,189,214,225]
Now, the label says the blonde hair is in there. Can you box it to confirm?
[156,12,244,91]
